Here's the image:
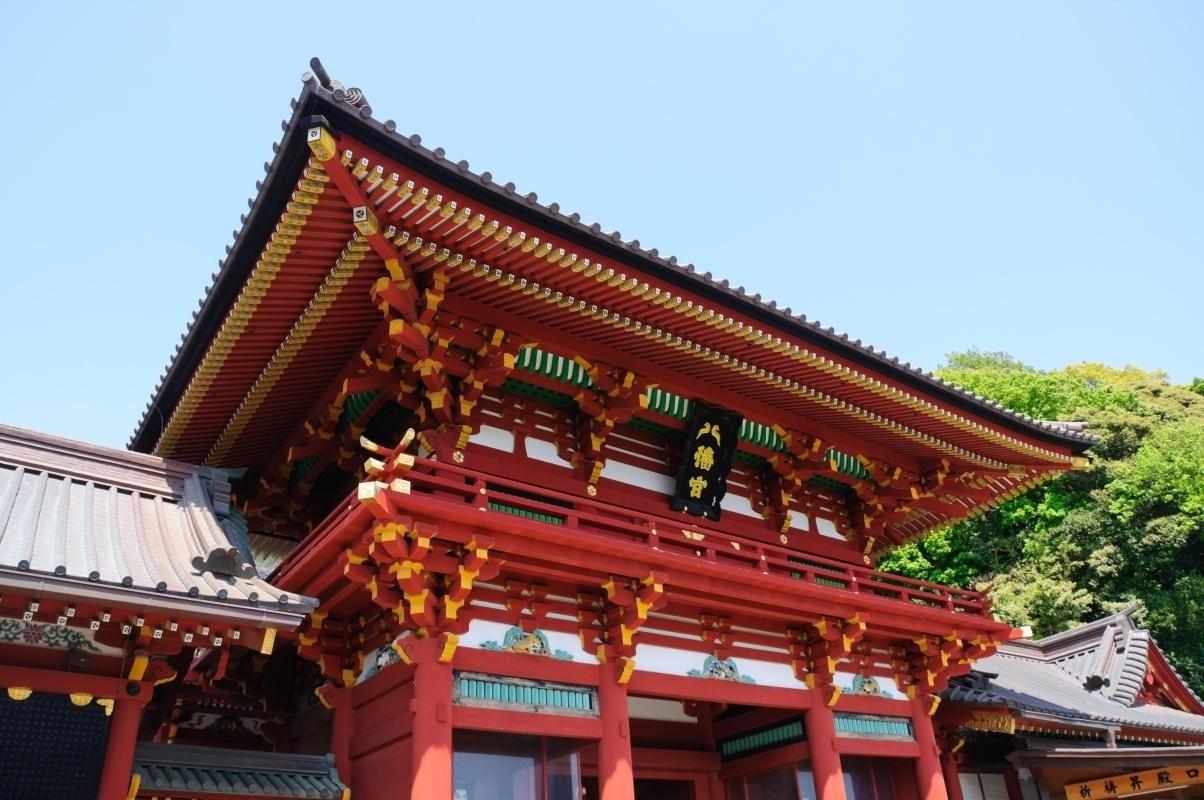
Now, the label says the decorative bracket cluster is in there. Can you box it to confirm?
[291,428,502,684]
[787,614,867,705]
[297,612,356,686]
[375,267,524,461]
[761,428,830,533]
[503,581,552,630]
[308,123,525,466]
[344,431,500,641]
[844,456,925,553]
[699,614,735,660]
[892,632,998,714]
[578,572,667,684]
[571,361,651,484]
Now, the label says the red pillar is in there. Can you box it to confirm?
[317,684,354,788]
[804,695,846,800]
[941,756,964,800]
[96,686,150,800]
[597,660,635,800]
[409,636,454,800]
[911,696,950,800]
[1003,768,1023,800]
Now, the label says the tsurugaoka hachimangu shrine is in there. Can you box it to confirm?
[5,60,1204,800]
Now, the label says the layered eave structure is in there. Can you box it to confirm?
[128,65,1094,554]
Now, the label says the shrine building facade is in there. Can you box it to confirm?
[0,59,1142,800]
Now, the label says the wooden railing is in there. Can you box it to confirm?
[385,457,994,620]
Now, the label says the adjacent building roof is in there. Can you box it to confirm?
[133,742,346,799]
[0,423,316,625]
[946,607,1204,735]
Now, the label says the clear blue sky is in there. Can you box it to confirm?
[1,3,1200,449]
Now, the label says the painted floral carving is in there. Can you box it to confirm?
[0,618,101,653]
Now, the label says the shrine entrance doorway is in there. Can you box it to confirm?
[636,778,697,799]
[580,776,699,799]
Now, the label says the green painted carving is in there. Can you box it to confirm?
[688,655,756,683]
[482,627,573,660]
[0,618,101,653]
[850,673,885,696]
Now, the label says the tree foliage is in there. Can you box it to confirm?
[879,351,1204,692]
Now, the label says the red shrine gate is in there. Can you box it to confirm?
[272,428,1010,800]
[122,59,1096,800]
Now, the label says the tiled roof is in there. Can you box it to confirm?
[945,608,1204,735]
[128,58,1097,455]
[0,423,315,623]
[133,742,346,799]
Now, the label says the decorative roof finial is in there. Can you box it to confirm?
[308,56,333,90]
[303,57,370,112]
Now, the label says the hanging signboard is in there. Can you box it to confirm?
[1067,764,1204,800]
[670,400,743,521]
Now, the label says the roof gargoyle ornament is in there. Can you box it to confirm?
[192,547,256,580]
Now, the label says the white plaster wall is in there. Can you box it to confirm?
[524,437,569,468]
[600,459,676,495]
[469,425,515,453]
[815,517,845,540]
[730,657,799,688]
[720,490,761,519]
[634,644,799,689]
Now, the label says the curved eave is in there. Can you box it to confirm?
[130,83,1095,458]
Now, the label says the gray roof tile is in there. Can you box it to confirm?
[134,742,345,799]
[946,608,1204,735]
[0,423,316,620]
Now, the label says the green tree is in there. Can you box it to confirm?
[879,350,1204,692]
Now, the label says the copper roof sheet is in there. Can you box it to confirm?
[0,424,315,619]
[133,742,345,799]
[946,608,1204,735]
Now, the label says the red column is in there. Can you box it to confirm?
[1003,768,1023,800]
[317,684,354,787]
[597,660,635,800]
[409,636,454,800]
[911,696,950,800]
[941,756,964,800]
[804,696,846,800]
[96,685,150,800]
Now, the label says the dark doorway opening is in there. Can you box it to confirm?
[636,778,694,799]
[583,777,695,799]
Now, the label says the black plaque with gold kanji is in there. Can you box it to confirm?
[670,400,743,521]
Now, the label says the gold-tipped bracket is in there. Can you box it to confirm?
[307,126,338,162]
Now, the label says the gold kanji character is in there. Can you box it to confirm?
[697,422,721,446]
[693,445,715,470]
[688,475,708,498]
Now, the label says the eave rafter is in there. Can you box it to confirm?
[305,136,1077,470]
[215,123,1080,550]
[153,158,331,459]
[204,230,372,467]
[312,124,528,464]
[245,323,406,528]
